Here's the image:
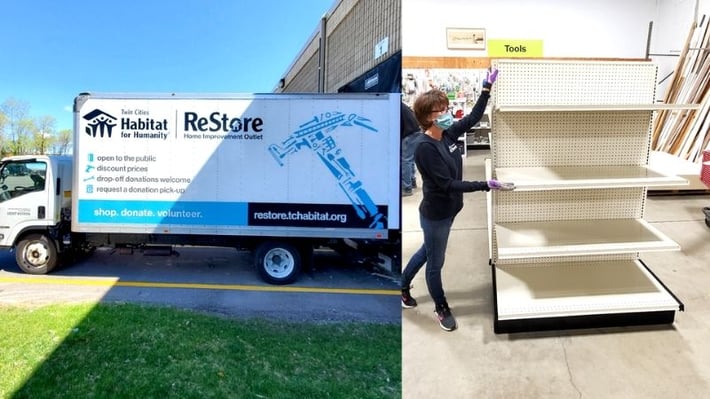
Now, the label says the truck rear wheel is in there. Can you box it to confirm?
[255,241,301,285]
[16,234,58,274]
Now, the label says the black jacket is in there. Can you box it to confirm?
[414,90,491,220]
[401,102,420,139]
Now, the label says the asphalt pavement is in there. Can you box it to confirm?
[0,246,400,324]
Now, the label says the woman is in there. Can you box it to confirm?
[401,69,514,332]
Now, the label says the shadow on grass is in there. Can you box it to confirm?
[0,248,401,398]
[6,302,401,399]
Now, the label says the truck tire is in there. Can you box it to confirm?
[255,241,302,285]
[16,234,58,274]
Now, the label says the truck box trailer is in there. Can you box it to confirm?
[0,92,400,284]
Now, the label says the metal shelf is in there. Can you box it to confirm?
[494,259,682,321]
[495,103,700,112]
[494,218,679,260]
[495,165,688,191]
[487,59,684,333]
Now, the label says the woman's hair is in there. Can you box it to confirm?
[412,90,449,131]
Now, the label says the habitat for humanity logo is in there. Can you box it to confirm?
[83,109,117,138]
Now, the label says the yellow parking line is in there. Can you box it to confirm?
[0,276,399,296]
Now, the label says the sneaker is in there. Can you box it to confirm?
[402,188,413,197]
[434,304,457,331]
[401,288,418,309]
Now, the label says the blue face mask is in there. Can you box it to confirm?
[434,112,453,130]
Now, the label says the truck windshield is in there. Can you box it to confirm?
[0,160,47,203]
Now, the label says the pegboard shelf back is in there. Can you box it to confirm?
[490,111,653,168]
[493,60,658,107]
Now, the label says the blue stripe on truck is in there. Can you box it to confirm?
[77,199,248,225]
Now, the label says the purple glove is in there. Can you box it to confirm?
[485,68,499,85]
[487,179,515,191]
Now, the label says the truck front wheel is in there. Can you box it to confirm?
[16,234,58,274]
[255,241,302,285]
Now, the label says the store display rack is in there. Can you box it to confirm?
[466,106,491,150]
[452,99,492,154]
[466,119,491,149]
[486,59,694,333]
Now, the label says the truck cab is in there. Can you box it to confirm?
[0,155,73,273]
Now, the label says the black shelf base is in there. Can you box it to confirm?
[494,310,677,334]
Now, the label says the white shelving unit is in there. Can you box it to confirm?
[486,60,691,333]
[451,98,468,157]
[452,100,492,154]
[467,107,491,149]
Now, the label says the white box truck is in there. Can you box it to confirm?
[0,92,400,284]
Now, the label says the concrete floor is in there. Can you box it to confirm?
[401,149,710,399]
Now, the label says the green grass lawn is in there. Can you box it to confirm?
[0,303,400,399]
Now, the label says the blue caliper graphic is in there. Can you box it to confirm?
[268,111,385,229]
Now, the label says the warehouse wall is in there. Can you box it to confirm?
[650,0,706,97]
[275,0,402,93]
[401,0,705,99]
[402,0,657,59]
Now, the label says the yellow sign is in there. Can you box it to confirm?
[488,39,543,58]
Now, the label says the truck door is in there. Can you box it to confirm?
[0,159,51,246]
